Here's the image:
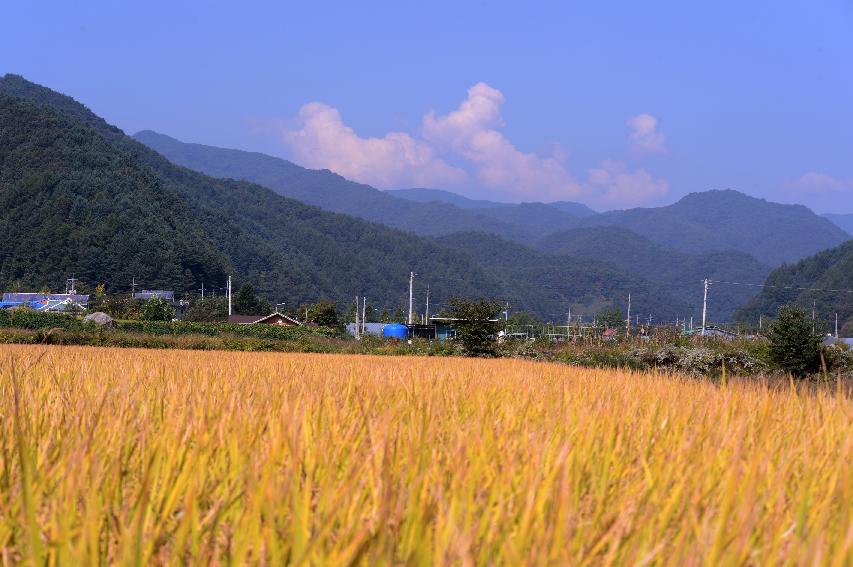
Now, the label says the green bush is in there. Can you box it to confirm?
[766,305,823,378]
[0,309,83,330]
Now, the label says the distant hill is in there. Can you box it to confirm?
[1,74,686,322]
[389,188,598,217]
[434,232,692,321]
[388,188,508,209]
[133,131,528,239]
[573,190,849,265]
[536,227,771,322]
[823,213,853,236]
[0,75,504,309]
[735,240,853,335]
[135,132,846,266]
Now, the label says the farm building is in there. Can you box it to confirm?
[227,312,302,326]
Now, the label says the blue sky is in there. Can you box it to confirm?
[2,1,852,212]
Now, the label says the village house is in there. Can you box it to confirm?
[227,312,302,326]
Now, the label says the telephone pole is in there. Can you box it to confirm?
[626,292,631,339]
[812,300,816,334]
[836,313,839,339]
[227,276,232,316]
[425,284,430,324]
[354,296,360,340]
[362,296,367,335]
[408,271,414,326]
[701,279,709,337]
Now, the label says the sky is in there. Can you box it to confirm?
[2,1,852,212]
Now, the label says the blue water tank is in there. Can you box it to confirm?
[383,323,409,339]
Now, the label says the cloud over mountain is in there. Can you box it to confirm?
[279,83,670,207]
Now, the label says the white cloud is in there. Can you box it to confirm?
[421,83,584,200]
[585,160,670,207]
[627,113,667,155]
[281,102,466,189]
[787,172,853,194]
[277,83,670,207]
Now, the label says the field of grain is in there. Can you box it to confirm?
[0,345,851,565]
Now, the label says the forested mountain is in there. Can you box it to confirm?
[133,131,527,239]
[0,75,504,309]
[572,190,849,265]
[537,227,771,321]
[2,74,684,322]
[823,213,853,236]
[434,232,692,321]
[735,240,853,335]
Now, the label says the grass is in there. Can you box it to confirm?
[0,344,851,565]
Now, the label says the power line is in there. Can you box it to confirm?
[708,279,853,294]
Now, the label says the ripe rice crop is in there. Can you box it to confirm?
[0,345,851,565]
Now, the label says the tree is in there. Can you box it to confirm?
[141,296,174,321]
[183,296,228,322]
[446,297,504,356]
[233,283,271,316]
[597,307,624,330]
[766,305,822,378]
[312,300,340,328]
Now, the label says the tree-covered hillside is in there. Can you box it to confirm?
[735,240,853,335]
[2,74,687,322]
[0,75,502,309]
[434,232,693,321]
[0,94,231,292]
[574,190,849,265]
[133,130,528,239]
[536,226,771,321]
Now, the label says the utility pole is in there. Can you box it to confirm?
[425,284,430,324]
[812,300,816,334]
[131,277,136,298]
[701,279,709,337]
[759,314,762,332]
[626,292,631,339]
[227,276,232,316]
[354,296,360,340]
[408,271,414,326]
[201,281,204,300]
[836,313,839,339]
[362,296,367,336]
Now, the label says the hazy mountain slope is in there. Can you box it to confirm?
[434,232,692,321]
[389,188,598,217]
[133,131,527,239]
[823,213,853,236]
[735,240,853,335]
[0,74,504,309]
[547,201,598,217]
[537,227,771,321]
[575,190,849,265]
[388,188,508,209]
[464,203,583,239]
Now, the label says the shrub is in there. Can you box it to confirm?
[766,305,822,378]
[141,296,175,321]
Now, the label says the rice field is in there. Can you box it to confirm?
[0,345,851,565]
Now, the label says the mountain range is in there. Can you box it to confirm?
[135,131,849,267]
[3,74,850,325]
[1,74,688,321]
